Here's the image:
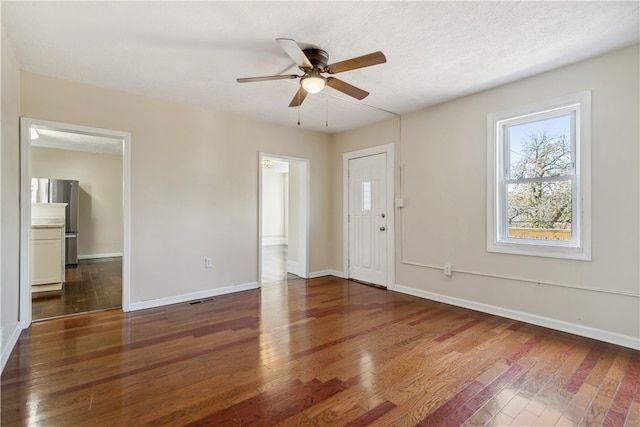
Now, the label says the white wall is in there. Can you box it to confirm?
[333,45,640,348]
[1,28,22,369]
[20,72,333,306]
[31,147,123,258]
[262,169,287,245]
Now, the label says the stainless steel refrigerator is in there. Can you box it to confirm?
[31,178,80,266]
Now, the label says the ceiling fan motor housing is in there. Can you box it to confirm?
[302,48,329,71]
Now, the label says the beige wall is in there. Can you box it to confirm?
[3,38,637,368]
[31,147,124,258]
[1,29,22,364]
[21,72,333,304]
[332,45,640,343]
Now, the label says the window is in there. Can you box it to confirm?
[487,92,591,260]
[362,181,372,211]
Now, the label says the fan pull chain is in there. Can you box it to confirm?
[297,90,301,126]
[326,98,329,127]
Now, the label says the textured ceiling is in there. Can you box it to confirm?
[3,1,639,134]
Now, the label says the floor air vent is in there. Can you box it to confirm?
[187,298,216,306]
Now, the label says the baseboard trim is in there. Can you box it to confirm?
[394,285,640,350]
[286,260,303,277]
[78,252,123,260]
[129,282,259,312]
[262,237,288,246]
[1,323,22,373]
[330,270,345,279]
[308,270,344,279]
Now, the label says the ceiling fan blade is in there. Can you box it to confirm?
[277,38,313,69]
[237,74,299,83]
[326,77,369,100]
[289,87,308,107]
[325,51,386,74]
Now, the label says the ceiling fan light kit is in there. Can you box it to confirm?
[236,38,386,107]
[300,70,326,93]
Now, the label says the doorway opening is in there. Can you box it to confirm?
[259,154,309,285]
[20,118,131,326]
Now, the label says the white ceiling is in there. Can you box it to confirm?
[31,127,124,156]
[263,157,290,174]
[3,1,639,134]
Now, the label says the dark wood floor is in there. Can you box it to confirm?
[31,257,122,321]
[4,276,639,426]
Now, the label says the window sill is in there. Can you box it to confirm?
[487,241,591,261]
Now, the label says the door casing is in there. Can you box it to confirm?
[258,152,310,284]
[19,117,131,328]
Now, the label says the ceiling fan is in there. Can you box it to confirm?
[237,38,386,107]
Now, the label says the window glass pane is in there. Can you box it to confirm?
[508,114,572,180]
[507,180,572,241]
[362,181,372,212]
[487,92,590,259]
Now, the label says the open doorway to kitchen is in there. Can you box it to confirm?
[20,118,131,325]
[259,154,309,285]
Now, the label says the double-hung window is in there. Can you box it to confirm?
[487,92,591,260]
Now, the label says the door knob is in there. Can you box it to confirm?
[380,227,386,231]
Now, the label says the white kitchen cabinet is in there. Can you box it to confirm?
[31,226,65,291]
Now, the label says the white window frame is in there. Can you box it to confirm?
[487,91,591,260]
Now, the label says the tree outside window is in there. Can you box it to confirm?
[505,115,574,241]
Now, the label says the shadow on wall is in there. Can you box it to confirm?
[79,185,92,254]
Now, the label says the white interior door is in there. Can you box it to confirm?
[348,153,387,286]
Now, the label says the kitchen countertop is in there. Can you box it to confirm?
[32,217,65,228]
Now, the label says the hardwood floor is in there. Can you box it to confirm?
[262,244,300,284]
[3,276,639,426]
[31,257,122,321]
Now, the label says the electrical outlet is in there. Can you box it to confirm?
[444,264,452,276]
[205,258,213,268]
